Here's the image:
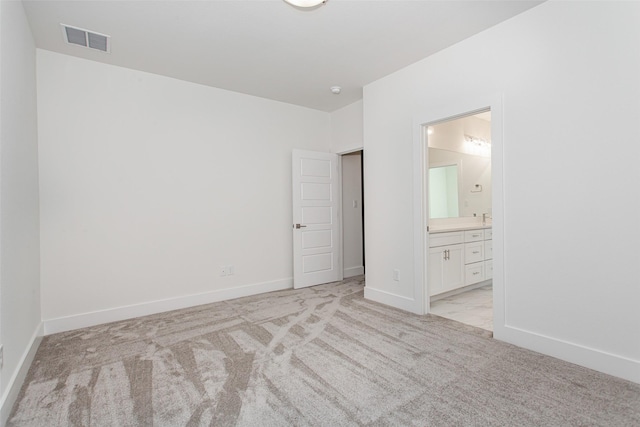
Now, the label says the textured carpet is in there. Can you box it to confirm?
[8,277,640,426]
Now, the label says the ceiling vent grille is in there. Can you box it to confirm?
[61,24,110,53]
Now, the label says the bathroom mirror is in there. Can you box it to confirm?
[428,163,460,219]
[428,148,491,219]
[426,112,492,220]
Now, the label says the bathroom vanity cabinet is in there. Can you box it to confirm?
[428,239,465,296]
[429,227,492,296]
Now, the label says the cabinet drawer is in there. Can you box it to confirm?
[485,260,493,280]
[429,231,463,247]
[464,229,484,242]
[484,228,492,240]
[465,241,484,264]
[465,262,485,285]
[484,240,493,260]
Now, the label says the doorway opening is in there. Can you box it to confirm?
[426,111,493,331]
[341,150,365,279]
[413,95,503,336]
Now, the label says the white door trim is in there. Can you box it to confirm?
[412,95,505,336]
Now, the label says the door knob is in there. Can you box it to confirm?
[294,224,307,229]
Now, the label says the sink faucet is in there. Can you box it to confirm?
[482,213,492,225]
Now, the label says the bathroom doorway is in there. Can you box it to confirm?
[425,111,493,331]
[413,95,503,337]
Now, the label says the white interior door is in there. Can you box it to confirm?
[292,149,342,289]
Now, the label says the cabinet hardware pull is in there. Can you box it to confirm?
[472,251,479,254]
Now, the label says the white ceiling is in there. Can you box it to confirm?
[23,0,543,112]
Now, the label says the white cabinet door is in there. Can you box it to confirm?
[429,244,465,296]
[428,248,446,296]
[443,244,465,291]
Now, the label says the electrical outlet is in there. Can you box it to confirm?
[227,265,234,276]
[219,266,227,277]
[393,269,400,281]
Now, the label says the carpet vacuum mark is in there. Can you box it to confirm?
[8,277,640,426]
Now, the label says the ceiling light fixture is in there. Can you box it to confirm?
[330,86,341,94]
[284,0,327,9]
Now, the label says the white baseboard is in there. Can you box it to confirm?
[343,266,364,278]
[366,286,639,384]
[44,278,293,335]
[495,324,640,384]
[364,286,421,314]
[1,322,44,426]
[430,280,491,301]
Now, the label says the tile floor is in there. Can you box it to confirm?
[430,284,493,331]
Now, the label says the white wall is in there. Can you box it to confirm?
[363,1,640,382]
[331,100,363,154]
[0,0,42,420]
[341,152,363,277]
[37,50,331,330]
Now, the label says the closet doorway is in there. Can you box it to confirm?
[341,150,365,279]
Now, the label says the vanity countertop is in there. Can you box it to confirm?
[429,224,492,233]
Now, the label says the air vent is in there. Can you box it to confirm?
[61,24,110,53]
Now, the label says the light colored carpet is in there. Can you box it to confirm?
[8,276,640,426]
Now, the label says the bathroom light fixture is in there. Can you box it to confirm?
[427,127,434,135]
[284,0,327,8]
[464,134,490,147]
[464,134,491,157]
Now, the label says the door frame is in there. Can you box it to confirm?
[336,148,364,281]
[412,94,505,337]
